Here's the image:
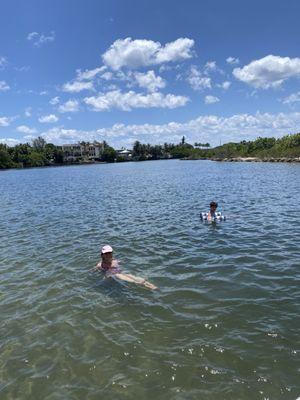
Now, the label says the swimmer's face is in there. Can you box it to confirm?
[102,251,113,262]
[210,204,217,211]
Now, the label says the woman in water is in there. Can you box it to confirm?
[207,201,218,221]
[92,245,157,290]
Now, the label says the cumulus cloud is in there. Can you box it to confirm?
[62,80,94,93]
[16,125,37,134]
[50,96,60,105]
[38,114,59,123]
[0,116,11,127]
[27,31,55,47]
[155,38,194,64]
[39,111,300,148]
[84,90,188,111]
[134,70,166,92]
[58,99,80,113]
[205,95,220,104]
[102,37,194,70]
[100,71,113,81]
[233,55,300,89]
[204,61,217,73]
[218,81,231,90]
[187,66,211,91]
[226,56,240,65]
[0,80,10,91]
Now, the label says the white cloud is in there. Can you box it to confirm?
[38,114,59,123]
[16,125,37,134]
[58,99,80,113]
[23,135,36,142]
[204,61,224,76]
[0,80,10,91]
[281,92,300,105]
[155,38,195,64]
[62,80,94,93]
[50,96,60,105]
[84,90,188,111]
[27,31,55,47]
[102,37,194,70]
[134,70,166,92]
[187,66,211,91]
[0,138,21,146]
[159,63,181,73]
[27,32,38,41]
[219,81,231,90]
[226,57,240,65]
[204,61,217,72]
[205,95,220,104]
[101,71,113,81]
[0,116,11,127]
[233,55,300,89]
[76,66,107,81]
[40,111,300,148]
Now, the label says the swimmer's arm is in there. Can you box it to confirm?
[90,261,102,272]
[114,273,157,290]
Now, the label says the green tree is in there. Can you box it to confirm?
[32,136,46,152]
[0,144,14,168]
[194,142,210,148]
[27,151,47,167]
[170,145,193,159]
[101,146,116,162]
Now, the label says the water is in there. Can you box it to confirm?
[0,160,299,400]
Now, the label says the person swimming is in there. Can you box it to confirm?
[207,201,218,221]
[200,201,226,222]
[92,245,157,290]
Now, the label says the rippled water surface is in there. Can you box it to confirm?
[1,160,299,399]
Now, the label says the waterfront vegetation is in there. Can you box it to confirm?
[198,133,300,160]
[1,133,300,169]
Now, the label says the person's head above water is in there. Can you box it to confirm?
[101,245,113,264]
[210,201,218,210]
[209,201,218,215]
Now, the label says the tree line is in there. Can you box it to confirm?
[129,133,300,160]
[0,137,117,169]
[0,133,299,169]
[197,133,300,160]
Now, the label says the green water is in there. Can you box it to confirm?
[0,160,299,399]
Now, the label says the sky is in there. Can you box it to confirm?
[1,0,300,148]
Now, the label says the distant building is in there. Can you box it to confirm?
[57,142,105,163]
[116,149,132,160]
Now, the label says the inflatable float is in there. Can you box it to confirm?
[200,212,226,222]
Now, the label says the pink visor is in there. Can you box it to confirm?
[101,245,113,254]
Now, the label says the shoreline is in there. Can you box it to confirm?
[211,157,300,163]
[2,156,300,171]
[183,156,300,163]
[0,160,108,171]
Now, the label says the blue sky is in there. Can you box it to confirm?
[1,0,300,148]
